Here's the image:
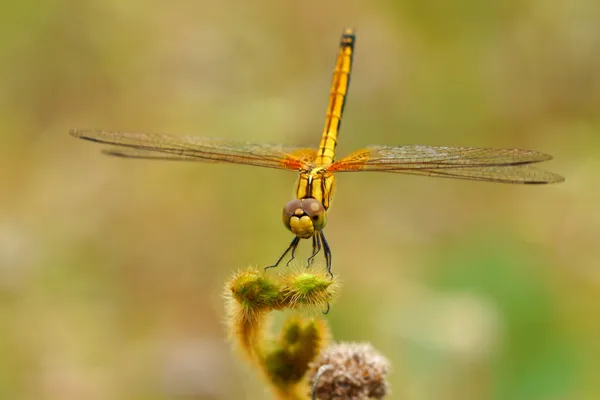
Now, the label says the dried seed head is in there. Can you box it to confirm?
[309,342,391,400]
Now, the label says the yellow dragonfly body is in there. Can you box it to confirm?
[70,28,564,277]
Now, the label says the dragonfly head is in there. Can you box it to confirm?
[282,198,327,239]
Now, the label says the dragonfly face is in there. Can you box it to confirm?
[282,197,327,239]
[70,28,563,279]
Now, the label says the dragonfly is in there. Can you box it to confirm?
[70,28,564,278]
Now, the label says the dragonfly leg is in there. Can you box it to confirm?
[306,234,322,268]
[286,237,301,267]
[265,236,300,271]
[319,231,333,279]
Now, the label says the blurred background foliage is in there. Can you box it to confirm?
[0,0,598,399]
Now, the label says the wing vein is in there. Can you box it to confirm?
[70,129,316,171]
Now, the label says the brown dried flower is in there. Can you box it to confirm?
[309,342,391,400]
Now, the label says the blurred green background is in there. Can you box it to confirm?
[0,0,597,399]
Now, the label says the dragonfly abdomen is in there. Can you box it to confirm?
[316,28,355,167]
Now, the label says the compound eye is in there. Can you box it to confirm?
[282,199,303,231]
[301,198,327,231]
[283,199,303,216]
[301,198,324,218]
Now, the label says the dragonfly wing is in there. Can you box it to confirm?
[330,145,564,184]
[70,129,317,171]
[372,164,565,184]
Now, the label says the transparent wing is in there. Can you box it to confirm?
[70,129,317,171]
[330,145,564,184]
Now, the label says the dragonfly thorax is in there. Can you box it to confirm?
[295,168,335,210]
[282,198,327,239]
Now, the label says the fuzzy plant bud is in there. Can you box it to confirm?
[309,342,391,400]
[225,267,339,399]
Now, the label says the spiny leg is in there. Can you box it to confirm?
[265,236,300,271]
[285,237,301,267]
[319,231,333,279]
[318,232,332,314]
[306,234,322,268]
